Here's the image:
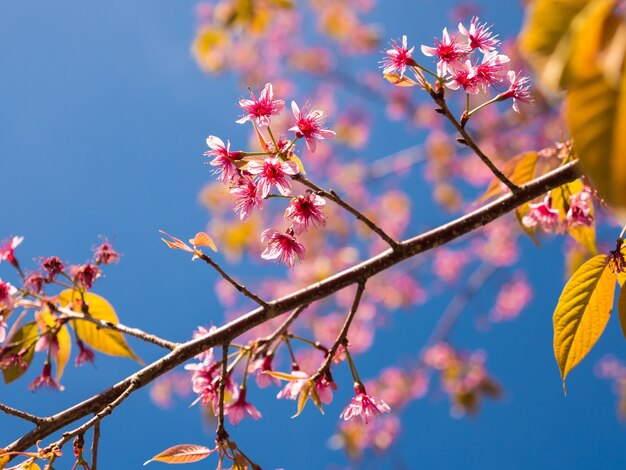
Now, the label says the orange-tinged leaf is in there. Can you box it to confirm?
[293,380,312,418]
[0,450,9,469]
[383,72,419,87]
[553,254,617,385]
[189,232,217,252]
[290,154,307,175]
[263,370,303,381]
[618,287,626,340]
[2,322,38,384]
[58,290,142,364]
[309,382,324,414]
[480,152,539,202]
[144,444,214,465]
[160,230,193,253]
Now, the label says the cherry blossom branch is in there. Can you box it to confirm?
[53,305,178,351]
[91,421,100,470]
[293,174,399,248]
[428,87,521,194]
[256,304,309,357]
[313,281,366,381]
[0,402,44,424]
[216,344,229,441]
[4,160,580,458]
[197,253,269,308]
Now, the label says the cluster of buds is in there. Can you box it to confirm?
[382,17,532,113]
[205,83,335,268]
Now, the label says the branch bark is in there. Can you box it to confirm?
[5,160,581,456]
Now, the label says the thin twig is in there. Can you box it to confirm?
[91,421,100,470]
[4,160,581,458]
[54,379,139,448]
[0,402,44,424]
[256,304,309,357]
[293,175,399,248]
[55,306,178,351]
[216,344,229,442]
[198,254,269,308]
[429,88,521,194]
[313,281,366,381]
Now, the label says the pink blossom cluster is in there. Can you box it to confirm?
[205,83,335,268]
[522,188,594,233]
[595,355,626,421]
[489,273,533,323]
[382,17,532,112]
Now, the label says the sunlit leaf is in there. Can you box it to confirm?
[618,287,626,340]
[383,72,419,87]
[189,232,218,252]
[36,306,72,381]
[293,380,312,418]
[144,444,214,465]
[480,152,539,201]
[2,322,38,384]
[0,449,9,469]
[263,370,302,381]
[290,154,307,175]
[58,290,142,364]
[553,254,617,385]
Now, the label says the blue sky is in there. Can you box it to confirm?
[2,1,626,469]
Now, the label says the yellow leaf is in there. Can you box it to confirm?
[480,152,539,202]
[58,290,142,364]
[383,72,419,87]
[0,450,9,469]
[36,307,72,381]
[262,370,303,381]
[567,69,626,209]
[144,444,213,465]
[2,322,38,384]
[618,287,626,340]
[553,254,617,385]
[293,380,312,418]
[290,154,307,175]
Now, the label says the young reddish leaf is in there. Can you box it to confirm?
[58,290,142,364]
[36,306,72,381]
[618,287,626,340]
[553,254,617,386]
[189,232,217,252]
[383,72,419,87]
[144,444,214,465]
[2,322,38,384]
[160,230,194,253]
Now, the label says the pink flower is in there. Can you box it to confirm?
[41,256,64,281]
[495,71,533,112]
[185,355,222,410]
[446,60,480,94]
[473,52,510,90]
[522,194,561,233]
[566,190,594,228]
[93,240,120,265]
[236,83,285,127]
[29,362,64,392]
[289,101,336,153]
[489,274,533,322]
[421,28,470,77]
[0,316,6,343]
[261,229,305,268]
[75,339,96,366]
[285,192,326,234]
[247,157,299,198]
[340,384,391,424]
[277,370,309,400]
[0,279,17,311]
[192,326,216,362]
[458,17,500,53]
[225,388,262,425]
[204,135,242,184]
[230,176,264,221]
[249,355,281,388]
[380,35,416,78]
[0,236,23,267]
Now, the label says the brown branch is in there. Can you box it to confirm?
[197,253,268,308]
[216,344,229,442]
[429,88,521,194]
[256,304,309,357]
[313,281,366,381]
[91,421,100,470]
[55,306,178,351]
[0,402,44,424]
[5,160,580,457]
[293,174,399,248]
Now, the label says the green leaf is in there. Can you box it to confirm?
[2,322,38,384]
[553,254,617,385]
[144,444,214,465]
[58,290,142,364]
